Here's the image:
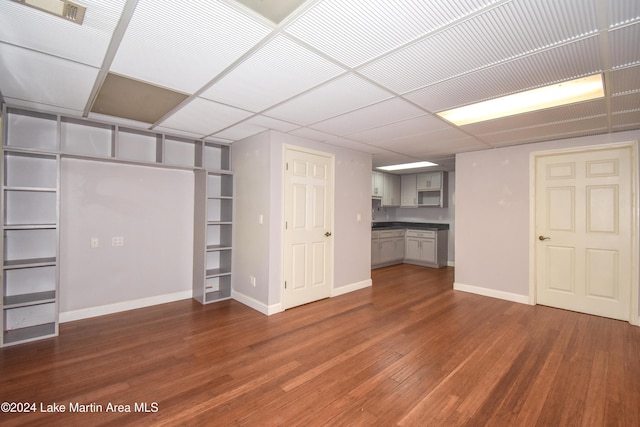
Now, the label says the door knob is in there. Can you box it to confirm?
[325,232,332,237]
[538,235,550,241]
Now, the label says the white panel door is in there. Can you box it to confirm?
[535,146,633,321]
[283,147,334,309]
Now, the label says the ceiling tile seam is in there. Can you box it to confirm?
[612,108,640,115]
[490,127,610,146]
[83,0,140,117]
[149,30,284,131]
[609,15,640,29]
[612,88,640,96]
[596,0,613,133]
[393,32,601,102]
[333,112,494,149]
[475,113,610,138]
[612,60,640,70]
[0,40,102,70]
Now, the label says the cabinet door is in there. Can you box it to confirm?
[371,238,380,265]
[420,238,437,263]
[393,237,405,261]
[382,173,400,206]
[372,172,384,198]
[417,171,442,190]
[379,238,396,263]
[405,237,422,261]
[401,174,417,207]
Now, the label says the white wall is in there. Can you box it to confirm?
[455,131,640,315]
[232,131,372,314]
[59,159,194,320]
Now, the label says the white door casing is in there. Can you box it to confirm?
[534,143,638,322]
[283,146,334,310]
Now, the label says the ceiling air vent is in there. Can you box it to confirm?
[13,0,86,25]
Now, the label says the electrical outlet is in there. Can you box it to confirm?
[90,237,99,248]
[112,236,124,247]
[250,275,256,287]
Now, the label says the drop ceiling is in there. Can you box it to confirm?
[1,0,639,171]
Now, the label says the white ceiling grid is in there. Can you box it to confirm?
[0,0,638,171]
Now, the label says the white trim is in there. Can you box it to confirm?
[454,282,530,305]
[447,261,455,267]
[530,140,640,326]
[59,290,192,323]
[331,279,372,297]
[231,290,283,315]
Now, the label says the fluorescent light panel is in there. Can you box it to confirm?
[378,161,438,171]
[13,0,86,24]
[437,74,605,126]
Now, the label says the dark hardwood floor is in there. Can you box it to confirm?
[1,264,639,426]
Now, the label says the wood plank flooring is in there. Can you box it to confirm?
[1,264,639,426]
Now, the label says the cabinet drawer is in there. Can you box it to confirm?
[379,230,405,238]
[405,229,435,238]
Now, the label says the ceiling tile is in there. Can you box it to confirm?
[264,73,392,125]
[608,23,640,68]
[322,136,383,154]
[0,43,98,113]
[158,98,254,137]
[610,92,640,113]
[213,122,266,141]
[612,110,640,130]
[481,116,609,146]
[348,115,450,144]
[285,0,503,67]
[110,0,271,93]
[608,64,640,94]
[244,115,301,133]
[200,35,345,112]
[0,0,126,67]
[360,0,599,94]
[311,98,426,136]
[608,0,640,28]
[405,36,603,112]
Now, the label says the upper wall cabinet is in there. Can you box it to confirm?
[372,171,401,207]
[400,171,448,208]
[371,171,384,199]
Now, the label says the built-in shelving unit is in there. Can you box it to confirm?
[193,167,233,304]
[1,105,233,346]
[2,109,60,346]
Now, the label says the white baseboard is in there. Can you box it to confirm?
[331,279,372,297]
[447,261,455,267]
[453,282,530,305]
[233,279,372,316]
[59,290,192,323]
[231,290,282,315]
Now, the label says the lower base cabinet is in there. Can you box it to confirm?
[371,230,405,268]
[372,228,448,269]
[404,229,448,268]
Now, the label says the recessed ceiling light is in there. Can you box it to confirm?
[378,161,438,171]
[437,74,605,126]
[12,0,86,24]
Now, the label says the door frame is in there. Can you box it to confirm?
[281,144,335,310]
[529,141,639,326]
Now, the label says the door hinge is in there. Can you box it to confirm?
[285,221,288,230]
[284,281,287,289]
[286,162,289,171]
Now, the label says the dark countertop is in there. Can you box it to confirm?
[372,221,449,231]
